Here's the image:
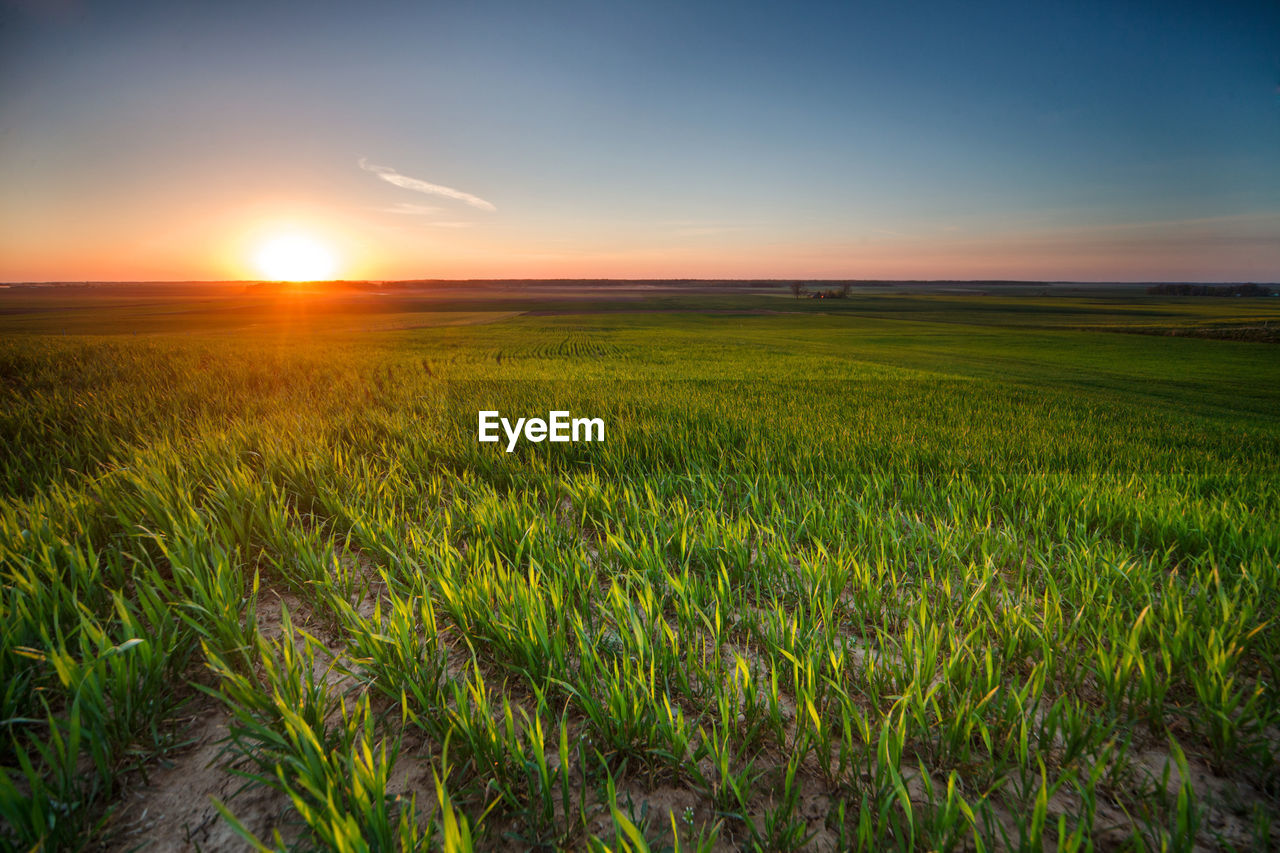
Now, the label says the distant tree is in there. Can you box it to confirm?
[1148,282,1274,297]
[838,283,852,298]
[789,281,806,299]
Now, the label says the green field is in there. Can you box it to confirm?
[2,282,1279,851]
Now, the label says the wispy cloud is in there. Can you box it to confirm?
[428,221,476,228]
[358,158,496,212]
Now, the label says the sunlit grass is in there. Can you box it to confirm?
[1,293,1278,850]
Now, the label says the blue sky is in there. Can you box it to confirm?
[1,0,1277,280]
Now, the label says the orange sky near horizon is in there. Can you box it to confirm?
[4,201,1279,283]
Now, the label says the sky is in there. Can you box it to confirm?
[1,0,1278,282]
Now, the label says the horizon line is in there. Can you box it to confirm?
[4,277,1280,287]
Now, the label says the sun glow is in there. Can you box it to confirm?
[253,234,337,281]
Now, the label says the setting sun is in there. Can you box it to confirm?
[254,234,337,281]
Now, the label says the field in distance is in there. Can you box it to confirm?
[1,281,1279,851]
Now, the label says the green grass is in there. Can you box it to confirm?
[1,285,1278,851]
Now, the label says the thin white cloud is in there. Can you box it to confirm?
[359,158,496,212]
[428,221,476,228]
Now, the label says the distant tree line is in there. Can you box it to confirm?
[789,282,853,299]
[1147,283,1275,297]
